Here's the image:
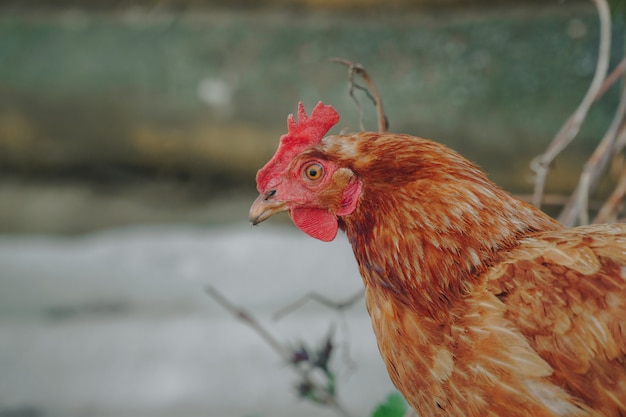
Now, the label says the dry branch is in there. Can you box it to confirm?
[331,57,388,133]
[596,56,626,100]
[530,0,612,210]
[273,289,365,321]
[205,286,291,361]
[594,162,626,223]
[205,286,354,417]
[558,82,626,225]
[613,104,626,154]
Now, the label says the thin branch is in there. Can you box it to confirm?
[594,162,626,223]
[613,104,626,154]
[273,289,365,321]
[595,56,626,100]
[205,286,291,362]
[205,286,354,417]
[558,81,626,226]
[330,57,388,132]
[272,290,365,374]
[530,0,612,209]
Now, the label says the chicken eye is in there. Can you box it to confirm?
[304,163,324,181]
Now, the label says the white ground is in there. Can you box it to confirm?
[0,223,395,417]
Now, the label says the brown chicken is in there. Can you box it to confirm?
[249,102,626,417]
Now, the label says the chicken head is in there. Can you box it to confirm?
[249,102,362,241]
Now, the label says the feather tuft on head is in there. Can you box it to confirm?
[256,101,340,192]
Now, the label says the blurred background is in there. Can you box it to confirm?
[0,0,623,416]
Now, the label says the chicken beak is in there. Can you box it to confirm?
[249,192,288,225]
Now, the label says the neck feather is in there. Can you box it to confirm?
[333,135,559,319]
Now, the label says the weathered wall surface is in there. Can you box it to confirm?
[0,2,622,232]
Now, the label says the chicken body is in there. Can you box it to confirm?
[360,223,626,417]
[250,103,626,417]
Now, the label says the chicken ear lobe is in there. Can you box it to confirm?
[290,207,338,242]
[336,178,362,216]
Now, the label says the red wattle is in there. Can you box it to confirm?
[290,207,338,242]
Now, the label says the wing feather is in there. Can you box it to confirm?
[487,223,626,416]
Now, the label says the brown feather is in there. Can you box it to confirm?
[328,133,626,416]
[489,224,626,417]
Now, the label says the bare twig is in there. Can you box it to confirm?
[272,289,365,376]
[273,289,365,321]
[272,289,365,375]
[205,286,354,417]
[595,56,626,100]
[205,286,291,362]
[613,106,626,154]
[330,57,388,132]
[530,0,612,209]
[594,161,626,223]
[558,82,626,226]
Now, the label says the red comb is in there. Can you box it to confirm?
[256,101,340,192]
[285,101,340,149]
